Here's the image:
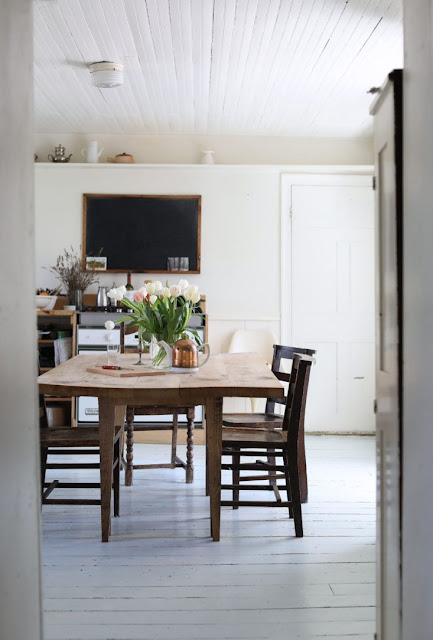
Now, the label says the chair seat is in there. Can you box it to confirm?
[41,426,121,448]
[222,428,285,445]
[222,412,283,429]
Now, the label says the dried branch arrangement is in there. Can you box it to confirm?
[47,247,99,293]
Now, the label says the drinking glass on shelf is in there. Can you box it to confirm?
[167,257,179,271]
[179,257,189,271]
[107,344,120,366]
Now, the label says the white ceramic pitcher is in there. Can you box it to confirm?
[81,140,103,163]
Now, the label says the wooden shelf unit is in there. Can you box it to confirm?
[37,309,77,426]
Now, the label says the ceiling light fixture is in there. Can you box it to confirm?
[89,61,123,88]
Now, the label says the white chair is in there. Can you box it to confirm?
[228,329,276,412]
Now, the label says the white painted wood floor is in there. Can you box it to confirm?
[42,435,376,640]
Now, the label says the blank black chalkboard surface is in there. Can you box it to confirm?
[83,194,201,273]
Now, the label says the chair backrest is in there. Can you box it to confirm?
[39,393,49,430]
[119,322,139,354]
[282,354,313,448]
[266,344,316,414]
[38,361,49,430]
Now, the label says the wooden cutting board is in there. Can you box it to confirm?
[86,366,168,378]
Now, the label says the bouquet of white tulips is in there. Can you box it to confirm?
[107,279,202,365]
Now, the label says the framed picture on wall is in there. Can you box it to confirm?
[85,256,107,271]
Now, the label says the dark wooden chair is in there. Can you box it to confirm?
[220,354,313,537]
[40,393,122,512]
[120,324,195,486]
[222,344,316,503]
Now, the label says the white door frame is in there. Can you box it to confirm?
[0,1,43,638]
[280,167,374,346]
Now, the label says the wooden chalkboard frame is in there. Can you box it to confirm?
[82,194,201,274]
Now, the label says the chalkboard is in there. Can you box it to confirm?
[83,194,201,273]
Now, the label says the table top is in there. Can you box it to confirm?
[38,352,284,404]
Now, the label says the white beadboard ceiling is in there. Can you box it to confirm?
[33,0,403,138]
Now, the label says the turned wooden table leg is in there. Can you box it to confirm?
[206,397,223,541]
[125,406,134,487]
[113,405,125,517]
[98,399,117,542]
[171,411,179,464]
[205,408,209,496]
[186,407,195,484]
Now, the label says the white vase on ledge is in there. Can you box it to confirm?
[201,150,215,165]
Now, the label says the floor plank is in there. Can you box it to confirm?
[42,435,376,639]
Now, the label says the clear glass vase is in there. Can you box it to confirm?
[150,335,172,370]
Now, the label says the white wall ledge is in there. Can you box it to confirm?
[34,162,373,174]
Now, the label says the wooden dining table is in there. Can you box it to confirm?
[38,352,284,542]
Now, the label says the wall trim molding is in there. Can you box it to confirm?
[34,163,374,174]
[306,430,376,435]
[209,315,281,322]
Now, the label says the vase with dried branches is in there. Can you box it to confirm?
[47,247,99,310]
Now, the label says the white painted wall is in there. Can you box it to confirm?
[0,1,43,638]
[35,133,373,166]
[403,1,433,637]
[35,163,373,428]
[35,164,282,320]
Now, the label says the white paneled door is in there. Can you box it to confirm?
[371,71,402,640]
[281,173,375,432]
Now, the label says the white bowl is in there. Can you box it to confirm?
[36,295,57,311]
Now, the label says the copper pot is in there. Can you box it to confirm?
[159,338,210,369]
[172,339,199,368]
